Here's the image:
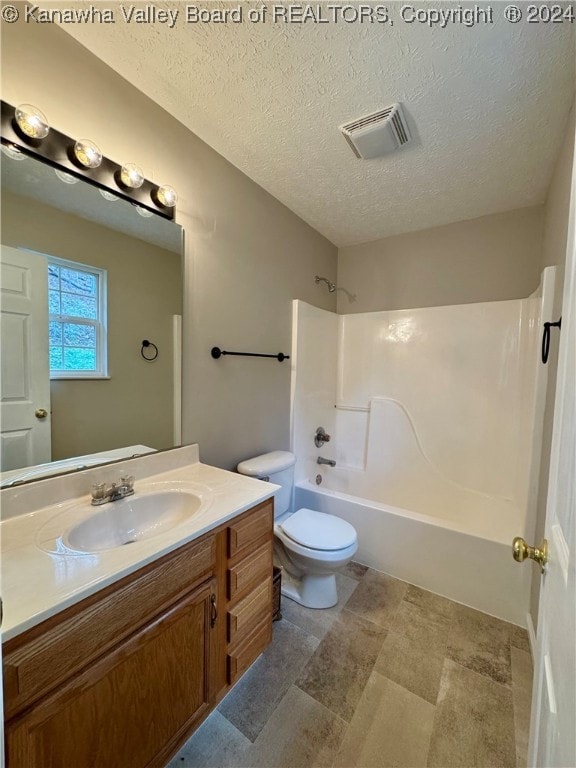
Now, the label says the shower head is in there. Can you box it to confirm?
[315,275,336,293]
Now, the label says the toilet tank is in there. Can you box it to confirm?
[237,451,296,518]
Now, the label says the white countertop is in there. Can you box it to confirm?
[0,459,277,642]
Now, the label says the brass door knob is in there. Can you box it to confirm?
[35,408,48,419]
[512,537,548,572]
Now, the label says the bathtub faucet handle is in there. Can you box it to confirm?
[314,427,331,448]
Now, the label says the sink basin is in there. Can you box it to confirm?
[63,491,203,552]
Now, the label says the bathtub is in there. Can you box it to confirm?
[295,477,531,627]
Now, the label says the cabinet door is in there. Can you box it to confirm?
[6,579,216,768]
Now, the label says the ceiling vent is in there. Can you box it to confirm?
[340,103,412,159]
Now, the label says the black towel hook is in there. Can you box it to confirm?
[541,318,561,364]
[141,339,159,361]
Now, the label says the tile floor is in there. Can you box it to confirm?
[168,564,533,768]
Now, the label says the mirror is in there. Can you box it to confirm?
[1,147,183,486]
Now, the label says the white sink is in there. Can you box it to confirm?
[63,491,203,552]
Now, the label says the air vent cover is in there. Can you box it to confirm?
[340,103,412,159]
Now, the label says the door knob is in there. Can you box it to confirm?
[512,537,548,572]
[35,408,48,419]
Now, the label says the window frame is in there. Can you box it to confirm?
[47,255,108,380]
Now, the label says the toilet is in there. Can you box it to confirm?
[237,451,358,609]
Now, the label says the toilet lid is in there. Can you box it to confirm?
[280,508,356,551]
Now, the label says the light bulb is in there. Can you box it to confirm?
[54,169,78,185]
[155,185,177,208]
[99,189,119,202]
[15,104,50,139]
[1,144,26,161]
[134,204,154,218]
[74,139,102,169]
[119,163,144,189]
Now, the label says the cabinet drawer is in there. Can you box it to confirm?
[228,542,272,603]
[227,578,272,646]
[227,615,272,685]
[227,500,273,559]
[3,534,215,720]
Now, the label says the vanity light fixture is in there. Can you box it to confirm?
[154,185,178,208]
[73,139,102,169]
[15,104,50,139]
[2,99,176,220]
[119,163,145,189]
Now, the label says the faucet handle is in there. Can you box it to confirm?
[314,427,331,448]
[91,482,107,501]
[121,475,135,493]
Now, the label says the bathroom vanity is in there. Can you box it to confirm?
[1,448,276,767]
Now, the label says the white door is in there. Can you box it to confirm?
[528,136,576,767]
[0,245,51,471]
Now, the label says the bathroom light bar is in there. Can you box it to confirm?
[1,100,176,220]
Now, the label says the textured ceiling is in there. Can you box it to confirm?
[57,2,574,246]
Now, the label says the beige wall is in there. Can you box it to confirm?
[2,189,182,460]
[337,206,545,313]
[530,104,575,629]
[1,16,337,470]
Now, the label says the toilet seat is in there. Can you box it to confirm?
[279,508,357,551]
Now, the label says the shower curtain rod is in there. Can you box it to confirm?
[211,346,290,362]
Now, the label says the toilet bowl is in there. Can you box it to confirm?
[274,508,357,608]
[237,451,358,609]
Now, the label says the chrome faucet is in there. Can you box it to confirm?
[317,456,336,467]
[91,475,135,506]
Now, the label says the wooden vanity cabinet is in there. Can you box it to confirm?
[6,579,216,768]
[3,499,274,768]
[226,500,274,684]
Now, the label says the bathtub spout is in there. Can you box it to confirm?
[317,456,336,467]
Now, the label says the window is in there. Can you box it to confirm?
[48,257,107,378]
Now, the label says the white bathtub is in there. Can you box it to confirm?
[295,478,531,627]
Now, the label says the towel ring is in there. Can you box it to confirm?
[541,319,561,364]
[141,339,159,361]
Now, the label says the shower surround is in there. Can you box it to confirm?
[291,270,554,626]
